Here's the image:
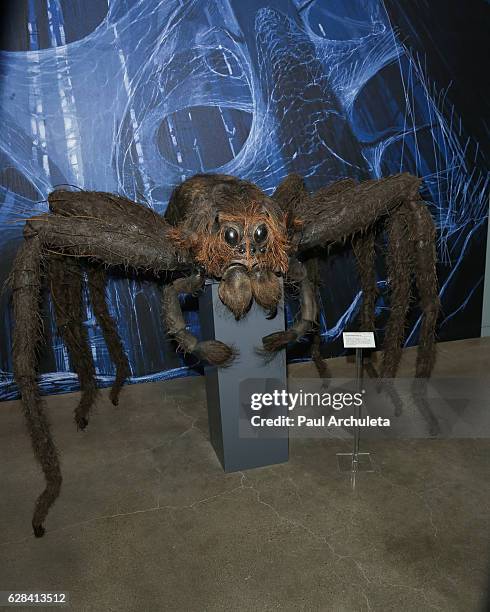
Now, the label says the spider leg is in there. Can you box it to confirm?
[262,259,318,353]
[404,200,441,435]
[380,198,439,379]
[272,177,325,373]
[11,237,61,538]
[311,321,329,380]
[297,173,422,252]
[375,199,439,426]
[380,206,415,378]
[24,211,185,272]
[272,173,308,215]
[87,266,130,406]
[353,228,379,378]
[13,194,186,537]
[409,201,440,378]
[305,257,329,380]
[162,272,236,366]
[352,228,377,334]
[48,256,97,430]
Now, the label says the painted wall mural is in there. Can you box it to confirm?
[0,0,488,399]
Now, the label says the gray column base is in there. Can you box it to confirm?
[199,279,289,472]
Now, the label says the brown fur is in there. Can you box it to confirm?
[262,329,298,352]
[193,340,237,366]
[48,255,98,430]
[87,266,130,405]
[249,268,282,312]
[9,172,439,539]
[380,206,414,378]
[11,236,62,537]
[218,265,253,319]
[217,265,283,320]
[169,201,289,278]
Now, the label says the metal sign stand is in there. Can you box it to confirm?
[337,343,375,479]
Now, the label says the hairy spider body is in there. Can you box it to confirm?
[10,171,439,537]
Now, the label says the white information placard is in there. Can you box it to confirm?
[342,332,376,349]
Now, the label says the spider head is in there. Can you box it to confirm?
[168,176,290,320]
[201,201,288,320]
[218,217,274,272]
[212,209,288,319]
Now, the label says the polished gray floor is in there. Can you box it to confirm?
[0,338,489,611]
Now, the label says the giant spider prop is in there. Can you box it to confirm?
[10,172,439,537]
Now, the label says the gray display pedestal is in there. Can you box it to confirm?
[199,279,289,472]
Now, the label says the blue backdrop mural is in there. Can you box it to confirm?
[0,0,488,399]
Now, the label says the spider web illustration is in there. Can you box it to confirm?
[0,0,487,399]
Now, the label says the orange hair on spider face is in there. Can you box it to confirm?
[168,202,290,278]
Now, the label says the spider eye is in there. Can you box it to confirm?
[254,224,268,244]
[224,227,240,246]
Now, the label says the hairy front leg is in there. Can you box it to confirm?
[262,259,318,352]
[298,173,422,251]
[24,211,185,272]
[162,272,235,366]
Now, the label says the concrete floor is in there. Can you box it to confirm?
[0,338,489,611]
